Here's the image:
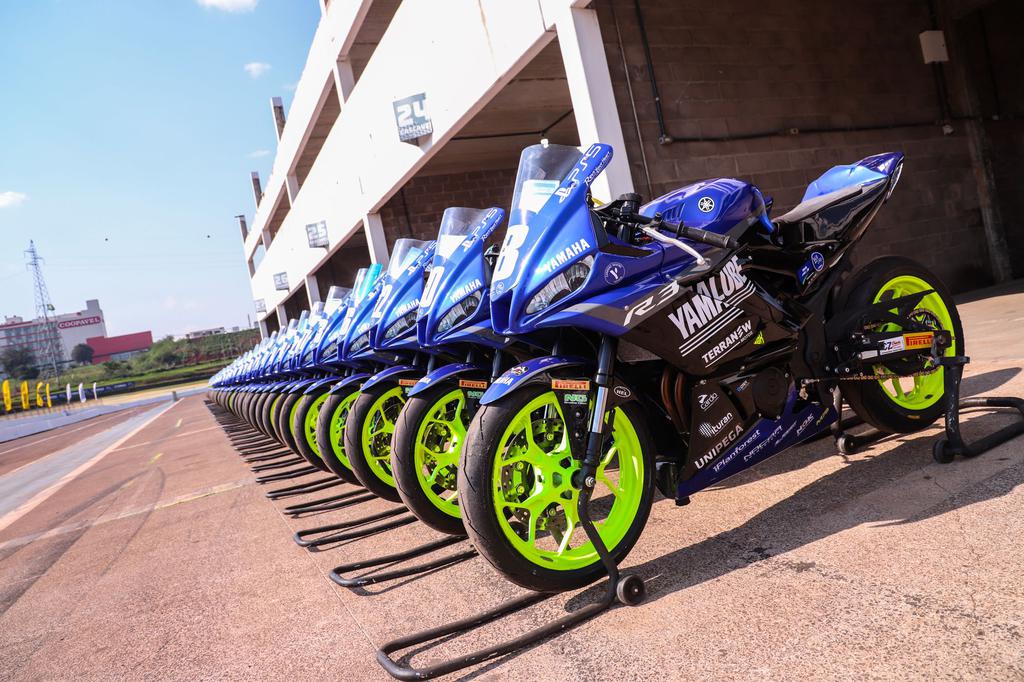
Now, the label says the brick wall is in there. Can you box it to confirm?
[378,168,517,248]
[596,0,998,291]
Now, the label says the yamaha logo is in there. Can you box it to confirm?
[697,196,715,213]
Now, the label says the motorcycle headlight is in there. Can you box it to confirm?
[384,310,418,340]
[438,291,481,333]
[349,332,370,354]
[526,255,593,315]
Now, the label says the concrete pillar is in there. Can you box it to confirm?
[276,305,287,328]
[285,174,300,203]
[258,318,269,339]
[553,5,634,202]
[271,96,286,139]
[250,172,263,207]
[333,58,356,105]
[305,274,322,306]
[362,213,390,266]
[235,214,248,241]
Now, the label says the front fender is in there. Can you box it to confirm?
[408,362,486,397]
[302,376,340,395]
[286,378,319,394]
[480,355,589,405]
[328,372,371,395]
[362,364,419,391]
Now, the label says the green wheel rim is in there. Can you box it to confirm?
[872,275,956,411]
[268,395,281,431]
[327,391,359,471]
[490,391,644,571]
[413,388,467,519]
[361,386,405,487]
[304,392,329,458]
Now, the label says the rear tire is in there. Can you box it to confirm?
[839,257,963,434]
[344,382,405,503]
[274,392,308,459]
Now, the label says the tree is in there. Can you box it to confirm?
[71,343,95,365]
[101,360,130,379]
[0,346,40,381]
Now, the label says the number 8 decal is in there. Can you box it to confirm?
[493,224,529,282]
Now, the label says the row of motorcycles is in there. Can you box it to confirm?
[210,141,963,593]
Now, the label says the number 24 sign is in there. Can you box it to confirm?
[393,93,432,143]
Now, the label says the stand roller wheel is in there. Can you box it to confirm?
[615,574,645,606]
[836,434,857,456]
[932,440,956,464]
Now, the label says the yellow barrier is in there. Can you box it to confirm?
[45,383,52,408]
[2,379,10,413]
[20,381,29,411]
[35,382,44,408]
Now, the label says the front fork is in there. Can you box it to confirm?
[577,335,619,577]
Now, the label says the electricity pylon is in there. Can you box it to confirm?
[25,241,64,380]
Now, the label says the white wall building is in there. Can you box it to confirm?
[240,0,632,337]
[0,299,107,361]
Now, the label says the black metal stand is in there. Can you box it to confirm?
[255,465,319,484]
[293,508,414,549]
[283,489,378,517]
[832,356,1024,461]
[251,457,306,472]
[266,477,344,500]
[329,535,475,588]
[376,420,646,680]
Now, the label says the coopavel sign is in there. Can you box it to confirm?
[393,93,432,142]
[57,316,102,329]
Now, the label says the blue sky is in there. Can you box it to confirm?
[0,0,320,339]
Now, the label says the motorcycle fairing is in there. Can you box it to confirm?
[480,355,589,405]
[371,241,436,352]
[408,362,484,397]
[677,388,836,497]
[417,207,507,349]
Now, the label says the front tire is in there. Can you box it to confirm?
[314,388,361,484]
[392,383,469,535]
[459,385,655,593]
[344,382,406,503]
[291,390,331,471]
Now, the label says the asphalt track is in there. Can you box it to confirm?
[0,284,1022,680]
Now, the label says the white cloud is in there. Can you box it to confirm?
[197,0,259,12]
[244,62,271,79]
[0,191,27,208]
[248,149,271,159]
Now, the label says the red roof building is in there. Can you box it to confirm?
[86,332,153,364]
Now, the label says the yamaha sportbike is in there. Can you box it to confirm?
[458,142,961,592]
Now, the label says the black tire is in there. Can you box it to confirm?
[392,382,468,536]
[839,257,964,434]
[315,388,361,484]
[255,393,274,436]
[344,382,405,503]
[459,385,655,593]
[262,393,283,442]
[291,389,331,471]
[275,392,302,452]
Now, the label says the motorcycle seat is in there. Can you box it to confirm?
[772,183,864,230]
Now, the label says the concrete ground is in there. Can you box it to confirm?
[1,285,1022,681]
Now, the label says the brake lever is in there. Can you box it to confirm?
[640,226,708,266]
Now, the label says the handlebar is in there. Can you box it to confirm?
[621,211,738,250]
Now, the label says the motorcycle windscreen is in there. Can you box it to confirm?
[387,238,428,279]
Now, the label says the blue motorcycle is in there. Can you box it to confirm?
[389,207,547,534]
[458,142,961,592]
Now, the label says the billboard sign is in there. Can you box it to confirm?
[58,316,102,329]
[305,221,329,248]
[273,272,289,291]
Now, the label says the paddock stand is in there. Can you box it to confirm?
[286,494,478,587]
[830,356,1024,460]
[375,466,644,679]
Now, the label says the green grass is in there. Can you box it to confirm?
[58,359,229,391]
